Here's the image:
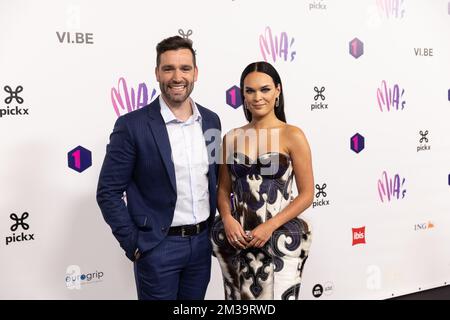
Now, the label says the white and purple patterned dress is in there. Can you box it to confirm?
[211,152,312,300]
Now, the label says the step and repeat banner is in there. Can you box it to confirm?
[1,0,449,299]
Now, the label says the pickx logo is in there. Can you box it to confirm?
[417,130,431,152]
[309,1,327,10]
[311,86,328,111]
[1,85,30,118]
[6,212,35,245]
[352,226,366,246]
[313,183,330,208]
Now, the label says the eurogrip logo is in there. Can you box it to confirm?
[5,212,35,245]
[65,265,104,289]
[1,85,29,118]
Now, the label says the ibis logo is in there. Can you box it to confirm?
[352,226,366,246]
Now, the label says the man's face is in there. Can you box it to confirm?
[155,48,197,107]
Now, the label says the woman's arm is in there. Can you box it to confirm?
[217,131,250,249]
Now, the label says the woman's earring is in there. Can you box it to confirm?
[275,97,279,108]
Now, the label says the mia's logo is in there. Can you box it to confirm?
[377,171,406,203]
[259,26,296,63]
[1,85,29,118]
[311,86,328,111]
[417,130,431,152]
[6,212,35,245]
[313,183,330,208]
[352,226,366,246]
[376,80,406,111]
[376,0,405,19]
[111,77,157,117]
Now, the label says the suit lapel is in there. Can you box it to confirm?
[147,99,176,192]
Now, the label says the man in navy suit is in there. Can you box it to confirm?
[97,36,221,300]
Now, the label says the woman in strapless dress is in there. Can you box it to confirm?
[211,61,314,300]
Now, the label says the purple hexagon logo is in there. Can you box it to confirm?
[226,85,242,109]
[349,38,364,59]
[68,146,92,173]
[350,133,365,153]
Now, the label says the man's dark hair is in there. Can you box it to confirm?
[156,36,196,67]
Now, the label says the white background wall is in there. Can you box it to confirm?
[1,0,449,299]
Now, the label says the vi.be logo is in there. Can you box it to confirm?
[5,212,35,246]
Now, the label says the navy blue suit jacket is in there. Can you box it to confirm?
[96,98,221,261]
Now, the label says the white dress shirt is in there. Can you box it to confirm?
[159,96,210,227]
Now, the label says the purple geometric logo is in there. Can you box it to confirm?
[350,133,365,153]
[448,89,450,101]
[68,146,92,173]
[226,85,242,109]
[349,38,364,59]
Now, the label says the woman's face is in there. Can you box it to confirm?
[243,71,280,120]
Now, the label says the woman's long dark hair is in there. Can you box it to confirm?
[239,61,286,123]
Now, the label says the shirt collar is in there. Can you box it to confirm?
[159,96,202,124]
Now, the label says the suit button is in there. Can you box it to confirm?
[161,227,166,231]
